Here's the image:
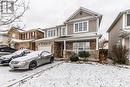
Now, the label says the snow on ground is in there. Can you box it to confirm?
[0,61,62,87]
[12,62,130,87]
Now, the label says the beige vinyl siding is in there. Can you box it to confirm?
[67,19,97,35]
[89,19,97,32]
[108,16,123,52]
[71,11,92,20]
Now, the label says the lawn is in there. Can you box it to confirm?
[13,62,130,87]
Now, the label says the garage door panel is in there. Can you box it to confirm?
[38,46,51,52]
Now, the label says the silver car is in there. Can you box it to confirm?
[9,51,54,70]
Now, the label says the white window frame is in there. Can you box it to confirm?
[73,42,90,52]
[47,29,56,37]
[61,27,66,36]
[123,13,130,29]
[126,14,130,27]
[12,33,16,38]
[73,21,89,33]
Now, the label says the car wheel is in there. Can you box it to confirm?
[50,57,54,63]
[29,61,37,70]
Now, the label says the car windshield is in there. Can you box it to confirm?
[12,50,25,55]
[42,51,51,56]
[27,51,42,57]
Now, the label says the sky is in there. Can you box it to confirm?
[1,0,130,39]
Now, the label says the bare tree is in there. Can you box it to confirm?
[0,0,29,26]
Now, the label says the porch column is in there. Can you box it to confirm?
[96,38,98,50]
[122,38,125,47]
[63,40,67,58]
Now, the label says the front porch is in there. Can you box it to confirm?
[10,39,36,50]
[54,38,99,60]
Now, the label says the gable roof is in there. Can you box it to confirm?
[8,27,44,33]
[65,7,102,23]
[23,28,45,33]
[107,9,130,32]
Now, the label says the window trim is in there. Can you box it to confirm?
[61,27,66,36]
[73,42,90,52]
[126,13,130,27]
[73,21,89,33]
[124,13,130,29]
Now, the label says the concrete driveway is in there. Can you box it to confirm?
[0,61,62,87]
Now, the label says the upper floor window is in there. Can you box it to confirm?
[74,21,89,33]
[61,27,66,36]
[127,14,130,26]
[12,33,16,38]
[47,29,55,37]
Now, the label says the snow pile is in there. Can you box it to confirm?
[12,63,130,87]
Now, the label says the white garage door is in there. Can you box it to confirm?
[38,45,51,52]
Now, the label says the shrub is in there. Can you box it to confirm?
[79,51,90,61]
[111,45,128,64]
[69,53,79,62]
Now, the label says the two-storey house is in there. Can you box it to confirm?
[8,27,44,50]
[0,31,9,46]
[36,7,102,58]
[107,9,130,60]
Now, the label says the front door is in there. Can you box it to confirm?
[32,42,35,50]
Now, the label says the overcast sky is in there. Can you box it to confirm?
[2,0,130,39]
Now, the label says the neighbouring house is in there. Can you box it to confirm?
[0,31,9,46]
[35,7,102,59]
[8,27,44,50]
[107,9,130,59]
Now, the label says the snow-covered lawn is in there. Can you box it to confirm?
[12,62,130,87]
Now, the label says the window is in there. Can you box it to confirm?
[73,42,90,52]
[79,23,82,31]
[12,33,15,38]
[47,29,55,37]
[61,27,66,36]
[75,23,78,32]
[74,21,88,33]
[127,14,130,26]
[83,22,87,30]
[27,33,29,39]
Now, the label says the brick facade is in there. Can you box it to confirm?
[90,40,96,50]
[54,40,97,58]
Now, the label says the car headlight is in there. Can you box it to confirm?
[18,61,27,65]
[11,61,19,64]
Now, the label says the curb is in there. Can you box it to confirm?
[7,61,64,87]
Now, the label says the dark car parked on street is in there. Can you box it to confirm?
[0,49,32,65]
[0,45,17,56]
